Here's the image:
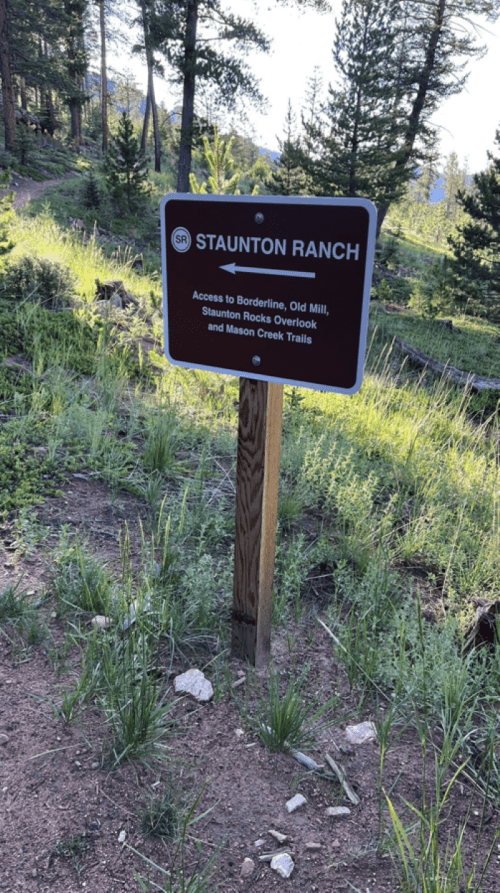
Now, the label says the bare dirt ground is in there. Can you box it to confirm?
[1,475,499,892]
[9,174,71,211]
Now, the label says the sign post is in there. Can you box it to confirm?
[161,194,376,665]
[232,378,283,665]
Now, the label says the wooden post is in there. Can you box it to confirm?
[232,377,283,666]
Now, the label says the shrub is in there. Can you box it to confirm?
[2,254,76,307]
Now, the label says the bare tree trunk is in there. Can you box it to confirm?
[0,0,16,151]
[141,88,151,155]
[140,1,161,172]
[99,0,108,151]
[146,45,160,171]
[20,76,27,110]
[176,0,198,193]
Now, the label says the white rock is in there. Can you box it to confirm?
[305,841,322,850]
[173,668,213,702]
[91,615,111,629]
[240,858,255,878]
[268,829,288,843]
[325,806,351,818]
[271,853,294,878]
[286,793,307,813]
[345,721,377,745]
[118,830,126,843]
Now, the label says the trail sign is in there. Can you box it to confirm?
[161,194,377,395]
[160,193,377,666]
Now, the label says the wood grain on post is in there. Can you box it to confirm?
[232,377,283,666]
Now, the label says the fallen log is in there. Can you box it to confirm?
[394,339,500,392]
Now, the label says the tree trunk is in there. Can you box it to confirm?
[141,88,151,155]
[140,1,161,172]
[0,0,16,151]
[146,45,160,172]
[176,0,198,193]
[377,0,447,233]
[99,0,108,152]
[20,76,27,110]
[45,91,56,136]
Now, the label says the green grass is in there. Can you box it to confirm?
[369,307,500,380]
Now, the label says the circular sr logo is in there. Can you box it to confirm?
[171,226,191,253]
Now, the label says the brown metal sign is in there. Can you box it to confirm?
[161,194,376,393]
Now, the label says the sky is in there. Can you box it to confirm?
[121,0,500,175]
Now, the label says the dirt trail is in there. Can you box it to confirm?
[10,174,72,210]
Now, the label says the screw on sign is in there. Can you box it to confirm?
[161,194,377,664]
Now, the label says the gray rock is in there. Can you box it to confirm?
[91,615,111,629]
[305,841,322,850]
[271,853,294,878]
[240,858,255,878]
[0,734,9,746]
[286,793,307,813]
[325,806,351,818]
[345,721,377,745]
[173,668,214,702]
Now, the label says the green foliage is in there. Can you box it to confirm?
[449,128,500,316]
[304,0,408,218]
[0,170,15,258]
[267,101,310,196]
[253,667,332,752]
[103,112,149,212]
[189,128,242,195]
[51,545,114,616]
[81,170,101,209]
[140,788,180,840]
[2,254,76,307]
[0,426,62,514]
[55,832,90,878]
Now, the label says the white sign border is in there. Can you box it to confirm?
[161,193,377,395]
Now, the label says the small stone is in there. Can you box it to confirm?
[240,858,255,878]
[270,853,294,878]
[91,762,100,769]
[235,728,245,737]
[0,734,9,746]
[91,615,111,629]
[331,838,340,848]
[305,841,322,850]
[345,721,377,745]
[286,793,307,813]
[118,830,126,843]
[254,839,266,847]
[268,829,288,843]
[325,806,351,818]
[173,668,213,702]
[31,869,37,878]
[74,760,81,767]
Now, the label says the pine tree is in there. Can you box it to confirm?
[267,102,310,196]
[103,112,149,211]
[304,0,408,232]
[189,127,240,194]
[448,130,500,314]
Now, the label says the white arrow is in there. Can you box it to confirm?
[220,262,315,279]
